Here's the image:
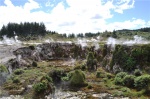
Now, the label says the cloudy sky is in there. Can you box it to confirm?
[0,0,150,34]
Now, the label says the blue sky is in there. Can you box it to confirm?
[107,0,150,22]
[0,0,149,33]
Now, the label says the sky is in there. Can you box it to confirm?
[0,0,150,34]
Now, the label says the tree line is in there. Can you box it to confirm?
[0,22,46,40]
[0,22,150,40]
[0,22,101,40]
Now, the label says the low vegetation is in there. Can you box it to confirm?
[0,64,8,73]
[1,58,150,98]
[69,70,87,87]
[0,27,150,98]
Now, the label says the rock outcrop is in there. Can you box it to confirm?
[13,43,87,61]
[5,43,150,74]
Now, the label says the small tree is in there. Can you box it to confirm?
[70,70,87,87]
[33,75,54,99]
[123,75,135,88]
[0,64,8,72]
[33,81,48,93]
[114,72,127,85]
[134,75,150,91]
[134,69,142,76]
[112,30,117,38]
[14,69,24,75]
[86,52,97,71]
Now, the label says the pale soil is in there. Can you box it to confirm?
[0,45,22,64]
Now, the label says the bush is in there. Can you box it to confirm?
[87,84,93,89]
[96,71,101,78]
[120,87,131,92]
[41,75,53,83]
[13,77,20,83]
[123,75,135,88]
[46,75,53,82]
[32,61,38,67]
[134,75,150,90]
[81,64,86,71]
[61,76,69,81]
[70,70,87,87]
[86,52,97,71]
[61,71,73,81]
[134,69,142,76]
[106,73,113,79]
[103,78,108,82]
[33,75,54,95]
[14,69,24,75]
[114,72,127,85]
[33,80,48,93]
[0,65,8,72]
[48,68,65,82]
[125,57,136,71]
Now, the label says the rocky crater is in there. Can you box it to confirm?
[1,43,150,99]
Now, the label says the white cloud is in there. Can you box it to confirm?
[0,0,44,27]
[24,0,40,11]
[114,0,135,14]
[107,19,146,31]
[0,0,148,34]
[147,21,150,27]
[4,0,14,7]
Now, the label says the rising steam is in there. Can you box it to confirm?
[0,32,21,46]
[106,35,150,47]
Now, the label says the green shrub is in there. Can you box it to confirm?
[134,75,150,90]
[48,68,65,82]
[103,78,108,82]
[102,58,108,67]
[81,64,86,71]
[134,69,142,76]
[87,84,93,89]
[33,80,48,93]
[96,71,101,78]
[123,75,135,88]
[14,69,24,75]
[61,71,73,81]
[125,57,136,71]
[61,76,69,81]
[41,75,53,83]
[120,87,131,92]
[33,75,54,95]
[13,77,20,83]
[114,72,127,85]
[102,44,107,57]
[32,61,38,67]
[111,45,137,72]
[111,44,150,72]
[86,52,97,71]
[0,65,8,72]
[111,45,128,69]
[70,70,87,87]
[106,73,113,79]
